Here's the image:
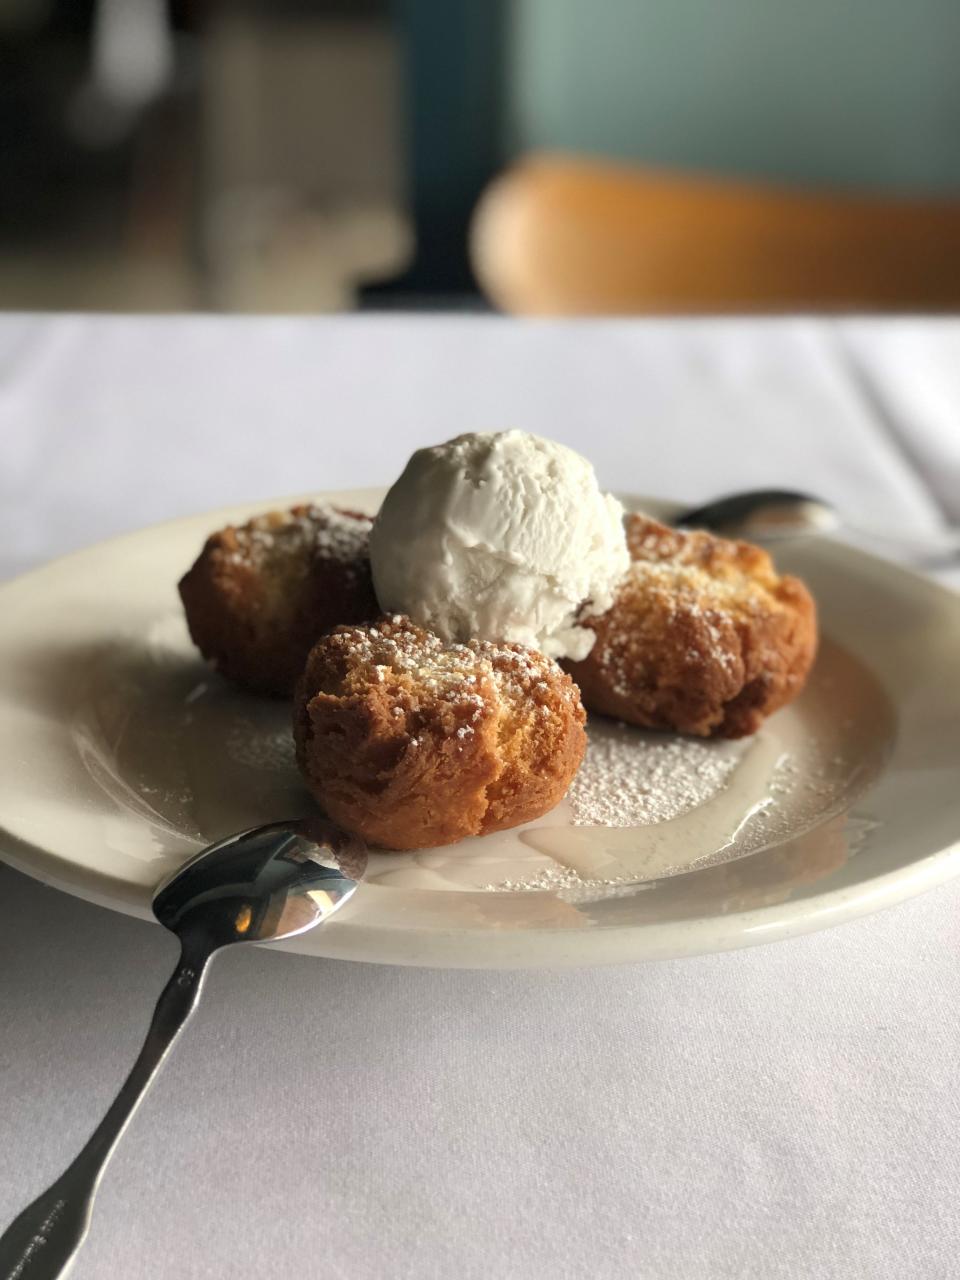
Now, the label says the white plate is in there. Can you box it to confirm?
[1,490,959,968]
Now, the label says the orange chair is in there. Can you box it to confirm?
[470,153,960,314]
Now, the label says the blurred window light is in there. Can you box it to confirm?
[68,0,174,146]
[91,0,173,107]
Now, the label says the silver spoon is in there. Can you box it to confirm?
[675,488,960,564]
[0,817,366,1280]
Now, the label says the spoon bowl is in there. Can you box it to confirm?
[153,817,367,950]
[674,488,959,564]
[675,488,840,540]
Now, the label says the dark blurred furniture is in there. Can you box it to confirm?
[0,0,409,310]
[359,0,505,306]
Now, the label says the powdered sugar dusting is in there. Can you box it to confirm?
[327,616,577,712]
[481,864,647,902]
[567,718,746,827]
[230,504,371,566]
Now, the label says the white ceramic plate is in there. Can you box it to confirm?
[1,490,959,968]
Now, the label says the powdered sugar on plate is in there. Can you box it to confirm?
[567,718,746,827]
[485,719,795,895]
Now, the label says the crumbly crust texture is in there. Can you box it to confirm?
[565,515,817,738]
[294,616,587,850]
[178,504,377,695]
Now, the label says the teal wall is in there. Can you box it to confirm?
[508,0,960,193]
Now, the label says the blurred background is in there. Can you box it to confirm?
[3,0,960,315]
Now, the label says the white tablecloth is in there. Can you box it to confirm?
[1,315,958,1280]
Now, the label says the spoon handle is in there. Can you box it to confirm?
[0,940,213,1280]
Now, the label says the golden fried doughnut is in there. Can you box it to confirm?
[294,616,586,850]
[566,515,817,738]
[179,504,377,696]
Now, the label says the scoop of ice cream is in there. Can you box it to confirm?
[369,430,628,660]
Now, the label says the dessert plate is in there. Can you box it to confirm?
[1,490,958,968]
